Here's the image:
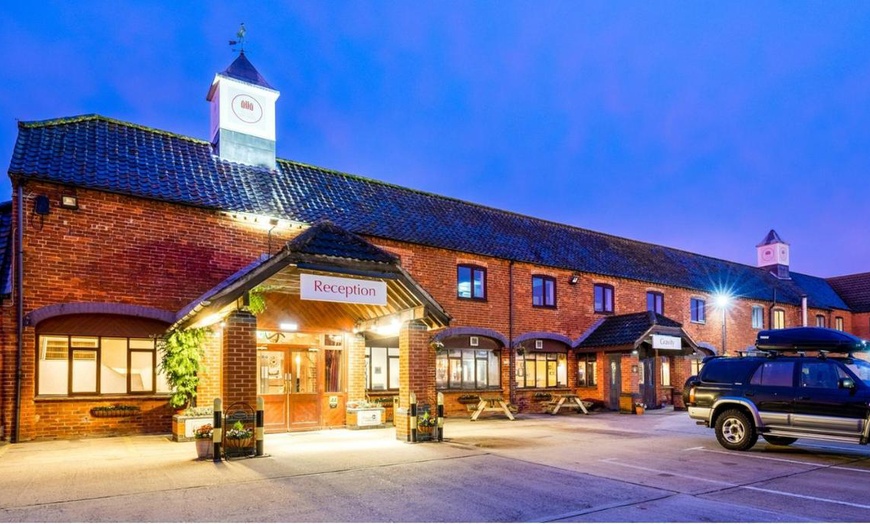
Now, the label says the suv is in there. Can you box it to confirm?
[684,327,870,451]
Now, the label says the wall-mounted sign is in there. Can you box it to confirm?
[652,334,682,350]
[300,274,387,306]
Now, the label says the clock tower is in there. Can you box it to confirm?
[206,50,280,169]
[757,229,790,279]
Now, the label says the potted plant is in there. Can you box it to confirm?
[634,402,646,415]
[225,420,254,450]
[193,424,213,459]
[417,410,437,436]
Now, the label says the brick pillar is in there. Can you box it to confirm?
[347,333,366,401]
[396,320,431,441]
[196,329,222,407]
[221,310,258,410]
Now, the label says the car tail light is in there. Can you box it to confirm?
[688,387,696,404]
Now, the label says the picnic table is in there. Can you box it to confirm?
[547,393,590,415]
[470,395,515,421]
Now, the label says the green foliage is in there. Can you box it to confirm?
[247,287,267,316]
[159,327,210,409]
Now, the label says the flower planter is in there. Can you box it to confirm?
[195,438,213,459]
[346,407,385,429]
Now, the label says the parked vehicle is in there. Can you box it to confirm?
[683,327,870,451]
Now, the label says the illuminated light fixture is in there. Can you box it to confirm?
[61,195,78,210]
[714,292,733,355]
[569,274,579,285]
[279,322,298,331]
[199,313,223,327]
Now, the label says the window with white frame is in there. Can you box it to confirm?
[577,354,597,387]
[38,335,168,396]
[752,306,764,329]
[436,348,500,389]
[365,346,399,391]
[516,352,568,388]
[773,309,785,329]
[661,357,671,387]
[835,316,844,331]
[816,315,826,328]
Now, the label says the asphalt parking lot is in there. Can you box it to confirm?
[2,408,870,522]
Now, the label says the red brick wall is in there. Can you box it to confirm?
[221,310,258,410]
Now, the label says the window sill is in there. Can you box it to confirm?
[691,320,706,325]
[532,305,558,310]
[594,311,614,315]
[35,394,170,402]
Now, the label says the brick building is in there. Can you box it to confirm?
[0,51,866,442]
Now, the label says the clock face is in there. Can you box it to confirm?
[231,94,264,124]
[762,248,774,261]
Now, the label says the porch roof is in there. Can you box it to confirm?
[574,311,699,355]
[171,220,450,332]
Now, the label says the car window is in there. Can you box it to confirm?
[749,361,794,387]
[799,362,841,389]
[701,359,758,384]
[843,358,870,386]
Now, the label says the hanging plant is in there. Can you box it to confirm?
[159,327,211,409]
[246,285,275,316]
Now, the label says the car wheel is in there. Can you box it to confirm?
[715,409,758,451]
[761,435,797,446]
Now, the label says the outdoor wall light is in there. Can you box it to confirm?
[279,322,298,331]
[569,274,580,285]
[60,195,79,209]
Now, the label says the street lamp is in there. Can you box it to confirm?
[714,293,732,355]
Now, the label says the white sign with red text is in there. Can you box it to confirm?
[300,274,387,306]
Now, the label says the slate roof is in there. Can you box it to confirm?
[576,311,683,348]
[6,114,852,311]
[287,220,398,264]
[219,51,274,90]
[827,272,870,313]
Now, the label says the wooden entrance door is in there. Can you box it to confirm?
[257,347,321,432]
[258,350,288,432]
[288,348,320,430]
[608,354,622,410]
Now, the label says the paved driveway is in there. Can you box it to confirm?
[2,409,870,522]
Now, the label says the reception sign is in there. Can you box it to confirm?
[300,274,387,306]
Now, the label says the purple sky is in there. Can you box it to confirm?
[4,2,870,277]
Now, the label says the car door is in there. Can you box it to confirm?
[745,360,796,431]
[792,360,866,438]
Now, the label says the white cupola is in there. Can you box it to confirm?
[757,229,790,279]
[206,43,280,169]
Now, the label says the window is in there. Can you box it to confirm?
[365,347,399,390]
[661,357,671,387]
[799,361,846,389]
[835,316,844,331]
[594,284,614,314]
[690,358,703,377]
[690,298,706,323]
[457,265,486,300]
[38,335,167,396]
[815,315,826,328]
[773,309,785,329]
[532,275,556,308]
[752,306,764,329]
[647,292,664,315]
[325,349,343,392]
[577,354,597,387]
[750,361,795,387]
[436,349,500,389]
[516,352,567,388]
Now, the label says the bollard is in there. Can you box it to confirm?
[409,392,417,443]
[212,398,223,462]
[256,397,265,457]
[437,392,444,442]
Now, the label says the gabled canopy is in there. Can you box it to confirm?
[575,311,699,355]
[172,221,450,332]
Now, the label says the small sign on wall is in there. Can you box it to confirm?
[329,395,338,408]
[652,334,682,350]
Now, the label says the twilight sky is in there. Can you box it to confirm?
[3,2,870,277]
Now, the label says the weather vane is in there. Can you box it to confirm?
[229,23,246,52]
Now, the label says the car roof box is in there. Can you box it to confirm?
[756,327,867,353]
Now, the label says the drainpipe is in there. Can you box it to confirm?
[13,184,24,443]
[508,260,515,405]
[769,288,777,329]
[801,295,808,327]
